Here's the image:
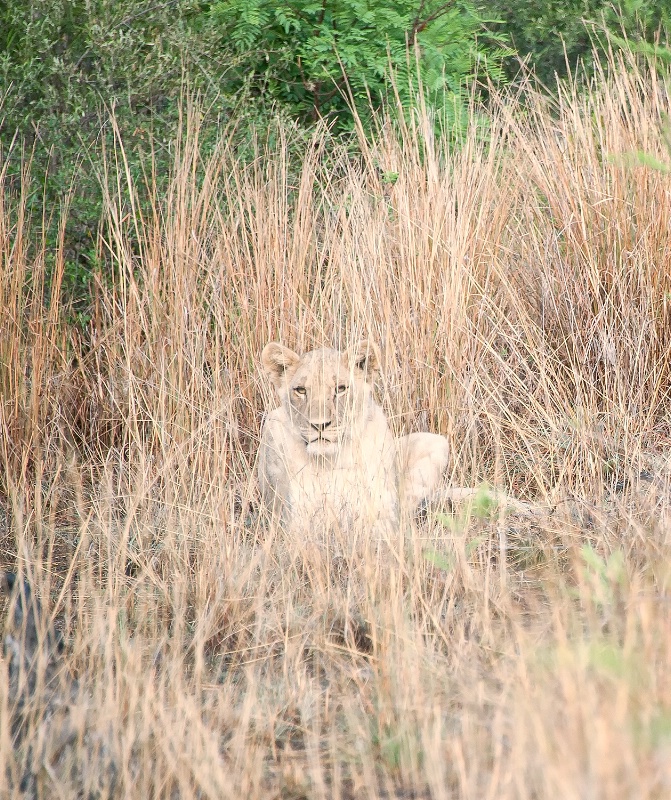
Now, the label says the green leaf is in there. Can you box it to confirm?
[423,548,454,572]
[610,151,671,173]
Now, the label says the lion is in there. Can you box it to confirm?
[256,339,451,534]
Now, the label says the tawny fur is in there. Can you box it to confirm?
[257,340,451,534]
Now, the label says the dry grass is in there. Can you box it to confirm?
[2,52,671,798]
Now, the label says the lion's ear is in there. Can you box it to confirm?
[349,340,381,376]
[262,343,301,387]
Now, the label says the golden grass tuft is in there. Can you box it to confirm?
[2,52,671,798]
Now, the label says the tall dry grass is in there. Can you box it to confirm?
[2,52,671,798]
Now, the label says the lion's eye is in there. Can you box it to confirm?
[335,384,348,396]
[293,386,307,397]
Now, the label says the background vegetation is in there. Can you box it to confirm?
[2,2,671,798]
[3,0,668,309]
[487,0,671,84]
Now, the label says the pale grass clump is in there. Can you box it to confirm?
[1,52,671,798]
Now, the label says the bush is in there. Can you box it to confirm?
[483,0,671,86]
[0,0,232,311]
[210,0,507,131]
[0,1,509,311]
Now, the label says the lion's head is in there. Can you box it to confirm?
[261,340,381,457]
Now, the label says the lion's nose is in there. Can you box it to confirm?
[310,420,332,432]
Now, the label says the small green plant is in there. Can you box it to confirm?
[612,111,671,173]
[423,548,454,571]
[434,484,499,523]
[580,544,627,615]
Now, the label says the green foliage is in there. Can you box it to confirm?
[422,547,454,571]
[211,0,506,130]
[0,0,230,134]
[0,0,232,309]
[483,0,671,85]
[0,1,508,310]
[13,0,668,315]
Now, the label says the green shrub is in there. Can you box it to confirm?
[483,0,671,86]
[0,1,511,311]
[0,0,232,310]
[210,0,507,131]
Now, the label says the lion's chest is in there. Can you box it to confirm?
[290,456,394,527]
[259,402,400,533]
[287,430,399,533]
